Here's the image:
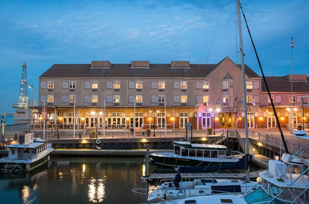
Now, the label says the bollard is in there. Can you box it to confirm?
[141,180,148,203]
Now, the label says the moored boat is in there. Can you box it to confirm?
[0,133,54,172]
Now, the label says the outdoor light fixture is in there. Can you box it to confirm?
[294,108,298,111]
[258,142,262,146]
[91,111,95,116]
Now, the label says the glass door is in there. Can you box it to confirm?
[247,113,255,128]
[268,116,276,128]
[202,113,211,128]
[179,113,188,129]
[157,112,165,128]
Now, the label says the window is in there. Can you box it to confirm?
[113,95,120,103]
[69,81,76,89]
[230,81,233,88]
[47,95,54,103]
[158,81,165,89]
[203,81,209,89]
[223,95,229,103]
[268,95,275,103]
[91,95,98,103]
[180,81,187,89]
[181,95,187,103]
[69,95,76,103]
[222,80,229,89]
[247,95,253,103]
[113,81,120,89]
[136,95,143,103]
[246,82,253,90]
[158,95,165,103]
[203,95,209,103]
[136,81,143,89]
[289,95,296,103]
[47,81,54,89]
[91,81,98,89]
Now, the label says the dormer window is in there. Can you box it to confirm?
[181,81,187,90]
[136,81,143,90]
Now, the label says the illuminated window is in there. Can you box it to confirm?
[91,95,98,103]
[247,95,253,103]
[136,95,143,103]
[113,95,120,103]
[289,95,296,103]
[69,81,76,89]
[203,81,210,89]
[113,81,120,89]
[222,80,229,89]
[47,81,54,89]
[246,82,253,90]
[181,95,187,103]
[91,81,98,89]
[136,81,143,89]
[268,95,275,103]
[180,81,187,89]
[158,81,165,89]
[69,95,76,103]
[203,95,209,103]
[223,95,229,103]
[158,95,165,103]
[47,95,54,103]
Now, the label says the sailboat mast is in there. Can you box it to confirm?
[236,0,250,182]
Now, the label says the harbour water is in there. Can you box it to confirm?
[0,157,145,204]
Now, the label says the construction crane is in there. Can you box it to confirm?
[12,62,28,109]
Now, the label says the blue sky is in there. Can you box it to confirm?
[0,0,309,113]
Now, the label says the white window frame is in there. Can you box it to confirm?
[69,95,76,103]
[180,81,187,89]
[203,95,209,103]
[203,81,209,89]
[113,95,120,103]
[91,81,98,89]
[158,95,165,103]
[289,95,296,103]
[136,81,143,89]
[158,81,165,89]
[246,82,253,90]
[247,95,253,103]
[268,95,275,103]
[222,80,229,89]
[223,95,229,103]
[47,81,54,89]
[113,81,120,89]
[91,95,98,103]
[136,95,143,103]
[181,95,187,103]
[69,81,76,89]
[47,95,54,103]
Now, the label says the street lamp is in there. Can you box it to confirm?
[210,108,220,135]
[28,85,33,106]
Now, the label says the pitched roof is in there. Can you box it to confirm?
[223,73,233,79]
[40,59,259,78]
[262,77,309,92]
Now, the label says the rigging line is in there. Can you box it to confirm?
[234,0,239,64]
[240,4,289,154]
[200,0,224,63]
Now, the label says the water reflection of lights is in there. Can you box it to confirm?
[142,164,145,176]
[82,164,86,174]
[59,171,63,179]
[22,185,30,203]
[88,177,105,203]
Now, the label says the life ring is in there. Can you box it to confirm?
[96,139,101,145]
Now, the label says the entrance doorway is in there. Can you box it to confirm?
[219,113,236,128]
[201,113,211,129]
[247,113,255,128]
[268,115,276,128]
[130,112,144,128]
[179,112,189,129]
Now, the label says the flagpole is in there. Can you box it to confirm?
[290,37,294,153]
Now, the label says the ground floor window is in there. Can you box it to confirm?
[219,113,236,128]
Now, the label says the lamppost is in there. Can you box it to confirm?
[153,109,156,136]
[209,108,220,135]
[28,85,33,106]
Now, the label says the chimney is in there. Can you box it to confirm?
[90,61,111,69]
[130,61,150,68]
[286,74,307,82]
[170,61,190,69]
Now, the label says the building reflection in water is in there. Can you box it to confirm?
[22,185,30,203]
[88,177,105,203]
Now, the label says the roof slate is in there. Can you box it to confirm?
[262,77,309,92]
[40,61,259,78]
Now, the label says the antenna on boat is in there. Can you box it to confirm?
[236,0,250,183]
[239,3,289,154]
[290,37,295,153]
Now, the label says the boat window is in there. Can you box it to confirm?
[184,200,196,204]
[244,187,286,204]
[211,151,217,158]
[189,149,195,157]
[175,146,180,155]
[218,150,226,155]
[196,150,203,157]
[203,151,210,158]
[182,149,188,157]
[23,149,29,154]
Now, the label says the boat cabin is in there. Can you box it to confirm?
[173,141,230,159]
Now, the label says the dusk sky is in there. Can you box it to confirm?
[0,0,308,113]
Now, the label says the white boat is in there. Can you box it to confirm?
[0,133,54,172]
[148,178,258,203]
